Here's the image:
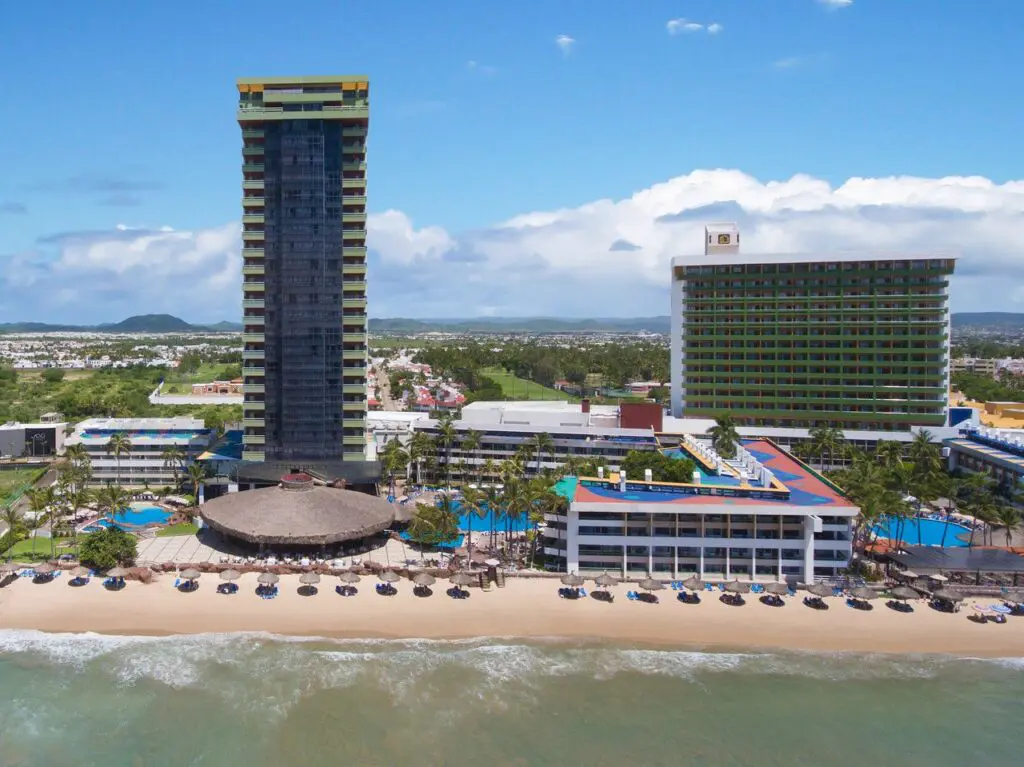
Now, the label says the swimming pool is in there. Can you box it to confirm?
[450,501,531,533]
[872,517,971,548]
[90,506,174,530]
[660,448,743,486]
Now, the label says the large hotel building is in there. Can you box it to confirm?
[237,76,370,467]
[670,225,957,432]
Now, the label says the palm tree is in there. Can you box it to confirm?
[874,441,906,472]
[105,432,133,486]
[995,504,1021,548]
[1,504,24,557]
[460,486,488,560]
[161,446,186,491]
[96,483,131,526]
[433,417,457,489]
[462,429,482,483]
[379,438,409,497]
[186,462,208,504]
[407,431,434,487]
[909,430,941,478]
[65,443,91,472]
[531,432,554,476]
[707,415,739,459]
[807,425,844,470]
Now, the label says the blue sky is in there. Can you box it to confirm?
[2,0,1024,323]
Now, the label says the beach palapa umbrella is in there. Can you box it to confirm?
[561,573,585,587]
[71,566,91,578]
[299,572,321,585]
[378,570,401,584]
[0,562,24,574]
[107,566,129,578]
[450,572,475,587]
[638,577,665,592]
[1004,590,1024,605]
[849,587,879,601]
[257,572,280,585]
[897,570,919,580]
[413,573,437,587]
[682,576,705,591]
[338,571,361,584]
[889,586,920,601]
[594,572,620,588]
[219,569,242,581]
[764,582,790,596]
[928,574,949,583]
[932,588,964,602]
[180,568,201,581]
[724,581,751,594]
[806,583,833,598]
[33,562,57,575]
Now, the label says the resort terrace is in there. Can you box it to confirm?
[566,439,853,511]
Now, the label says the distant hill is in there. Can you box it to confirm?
[0,314,243,334]
[952,312,1024,329]
[368,317,672,334]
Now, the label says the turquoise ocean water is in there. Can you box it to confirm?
[0,631,1021,766]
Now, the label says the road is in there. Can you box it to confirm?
[376,365,398,410]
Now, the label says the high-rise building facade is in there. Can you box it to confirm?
[237,76,369,464]
[670,225,956,431]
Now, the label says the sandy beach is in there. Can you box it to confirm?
[1,573,1021,656]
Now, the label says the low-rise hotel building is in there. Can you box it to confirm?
[413,400,665,482]
[65,417,214,487]
[946,426,1024,492]
[543,439,858,583]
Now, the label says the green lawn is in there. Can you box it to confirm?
[2,536,74,562]
[157,522,199,537]
[162,363,236,393]
[480,367,573,401]
[0,467,47,506]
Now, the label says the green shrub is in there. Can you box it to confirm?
[79,527,137,570]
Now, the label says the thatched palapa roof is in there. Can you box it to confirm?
[199,473,397,545]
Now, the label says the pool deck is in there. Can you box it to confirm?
[571,440,854,510]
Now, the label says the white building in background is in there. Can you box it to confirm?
[0,420,68,459]
[65,417,214,487]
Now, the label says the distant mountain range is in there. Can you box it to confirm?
[0,314,244,334]
[0,311,1021,335]
[950,312,1024,330]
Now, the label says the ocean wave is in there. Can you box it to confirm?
[1,629,1021,712]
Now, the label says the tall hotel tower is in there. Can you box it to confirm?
[670,225,956,432]
[237,76,369,466]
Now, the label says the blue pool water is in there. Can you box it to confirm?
[93,506,173,530]
[450,501,531,533]
[872,517,971,547]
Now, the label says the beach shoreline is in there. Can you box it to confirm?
[2,573,1021,657]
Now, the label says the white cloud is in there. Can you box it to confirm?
[774,57,801,69]
[707,23,724,35]
[818,0,853,7]
[667,18,704,35]
[555,34,575,55]
[467,60,496,75]
[5,170,1024,322]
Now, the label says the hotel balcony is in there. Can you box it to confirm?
[242,146,265,157]
[242,349,264,360]
[342,384,366,394]
[242,128,265,138]
[242,265,264,276]
[342,333,366,343]
[342,179,365,189]
[243,384,265,395]
[342,212,366,224]
[242,333,265,344]
[242,197,265,208]
[243,418,264,429]
[242,247,264,257]
[242,214,264,224]
[243,180,264,190]
[243,282,265,293]
[243,316,265,327]
[242,434,265,446]
[343,434,367,446]
[242,163,265,173]
[242,299,265,309]
[242,231,265,242]
[242,367,265,377]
